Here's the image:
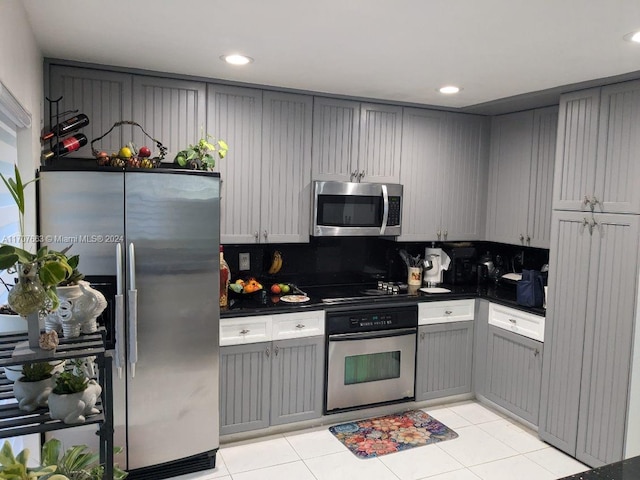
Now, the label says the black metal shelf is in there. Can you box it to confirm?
[0,329,113,479]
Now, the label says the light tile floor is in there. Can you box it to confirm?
[168,400,589,480]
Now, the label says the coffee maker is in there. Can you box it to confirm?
[443,247,477,285]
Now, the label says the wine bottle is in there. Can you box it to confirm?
[219,245,230,308]
[42,134,88,160]
[42,114,90,141]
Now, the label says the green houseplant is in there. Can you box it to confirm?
[12,362,56,412]
[0,165,77,314]
[173,132,228,171]
[0,440,66,479]
[48,369,102,424]
[40,438,128,480]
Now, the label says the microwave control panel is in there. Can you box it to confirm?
[387,197,401,226]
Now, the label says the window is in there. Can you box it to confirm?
[0,110,19,305]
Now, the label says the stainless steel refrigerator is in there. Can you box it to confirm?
[38,168,220,479]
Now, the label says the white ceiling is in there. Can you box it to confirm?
[22,0,640,112]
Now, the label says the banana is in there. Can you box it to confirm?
[268,251,283,274]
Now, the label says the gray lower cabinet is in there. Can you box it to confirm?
[219,342,271,435]
[220,336,324,435]
[415,322,474,401]
[485,326,543,425]
[270,336,325,425]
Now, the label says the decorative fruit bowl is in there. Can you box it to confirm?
[91,120,167,169]
[229,278,264,296]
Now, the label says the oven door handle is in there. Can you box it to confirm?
[328,327,417,342]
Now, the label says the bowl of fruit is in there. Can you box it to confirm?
[91,120,167,168]
[229,278,264,297]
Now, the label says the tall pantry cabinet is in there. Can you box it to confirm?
[539,80,640,467]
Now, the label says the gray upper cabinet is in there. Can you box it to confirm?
[399,109,488,242]
[48,65,133,157]
[207,85,263,244]
[554,81,640,214]
[357,103,402,183]
[312,98,401,183]
[132,76,206,161]
[539,210,640,467]
[415,322,474,401]
[486,107,557,247]
[260,91,313,243]
[594,81,640,214]
[552,88,600,211]
[485,326,543,425]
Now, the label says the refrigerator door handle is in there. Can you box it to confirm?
[128,242,138,378]
[114,244,125,378]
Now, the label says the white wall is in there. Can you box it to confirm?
[0,0,43,243]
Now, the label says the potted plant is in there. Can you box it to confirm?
[173,131,228,171]
[0,440,66,479]
[48,369,102,425]
[12,362,56,412]
[41,438,128,480]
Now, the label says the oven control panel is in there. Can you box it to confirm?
[327,305,417,334]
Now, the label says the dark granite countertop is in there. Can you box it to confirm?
[559,456,640,480]
[221,282,546,318]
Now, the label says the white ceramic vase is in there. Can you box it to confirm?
[13,376,55,412]
[48,379,102,424]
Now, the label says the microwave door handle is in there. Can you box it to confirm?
[380,184,389,235]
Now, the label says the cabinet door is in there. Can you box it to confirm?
[439,113,489,241]
[397,107,447,241]
[485,326,543,425]
[576,213,640,466]
[539,211,594,455]
[132,76,206,161]
[415,322,474,401]
[485,110,534,245]
[271,336,324,425]
[207,85,263,243]
[527,106,558,248]
[260,92,313,243]
[552,88,600,211]
[357,103,402,183]
[220,343,271,435]
[48,65,132,157]
[594,81,640,214]
[311,97,360,181]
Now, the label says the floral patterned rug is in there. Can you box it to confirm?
[329,410,458,459]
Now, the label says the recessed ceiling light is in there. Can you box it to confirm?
[220,54,254,65]
[439,86,461,94]
[623,31,640,43]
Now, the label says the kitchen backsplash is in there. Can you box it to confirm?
[223,238,549,287]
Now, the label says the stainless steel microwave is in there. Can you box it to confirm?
[312,181,403,236]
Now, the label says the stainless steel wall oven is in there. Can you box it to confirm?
[325,304,417,413]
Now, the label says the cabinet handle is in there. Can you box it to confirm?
[263,230,268,241]
[359,170,365,181]
[444,310,452,315]
[526,234,531,244]
[534,349,540,357]
[583,195,600,212]
[239,329,250,335]
[295,324,305,329]
[437,230,442,240]
[265,347,270,358]
[419,332,426,341]
[508,318,517,324]
[274,345,279,356]
[519,233,524,243]
[351,170,358,182]
[254,231,259,241]
[444,229,448,239]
